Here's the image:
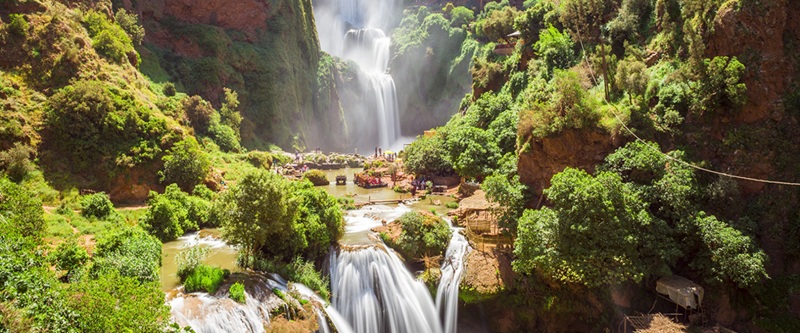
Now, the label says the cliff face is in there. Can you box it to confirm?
[130,0,323,149]
[518,129,621,198]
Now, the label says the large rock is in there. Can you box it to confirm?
[706,0,795,123]
[517,129,621,197]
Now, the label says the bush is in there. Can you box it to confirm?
[114,9,145,45]
[182,96,215,134]
[140,184,212,241]
[163,82,177,97]
[8,14,28,36]
[83,11,136,64]
[160,137,211,192]
[403,134,453,176]
[183,264,228,293]
[68,272,171,333]
[0,177,45,238]
[0,142,34,182]
[51,239,89,279]
[209,123,241,152]
[246,151,273,169]
[394,212,451,258]
[445,201,459,209]
[251,257,330,300]
[91,226,162,283]
[450,7,474,27]
[229,282,246,303]
[303,169,329,186]
[80,192,114,219]
[534,26,576,74]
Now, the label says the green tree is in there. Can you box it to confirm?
[160,137,210,192]
[690,212,767,288]
[449,6,475,27]
[513,168,679,287]
[443,126,500,179]
[182,95,215,135]
[615,55,650,103]
[7,14,28,36]
[403,134,454,176]
[292,180,344,261]
[219,88,243,139]
[534,26,576,74]
[691,56,747,117]
[0,177,45,239]
[395,212,451,258]
[114,9,145,45]
[558,0,612,42]
[477,6,521,42]
[140,189,189,242]
[482,153,528,235]
[217,170,302,261]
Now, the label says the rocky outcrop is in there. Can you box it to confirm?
[517,129,622,197]
[706,0,796,123]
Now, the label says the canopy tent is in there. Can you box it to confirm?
[656,275,704,310]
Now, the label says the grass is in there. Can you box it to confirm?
[183,264,229,294]
[45,212,75,238]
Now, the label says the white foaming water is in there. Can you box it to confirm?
[329,204,470,333]
[435,221,471,333]
[169,277,281,333]
[330,246,443,333]
[314,0,403,151]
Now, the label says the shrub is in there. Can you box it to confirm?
[209,123,241,152]
[303,169,329,186]
[8,14,28,36]
[51,239,89,278]
[450,7,474,27]
[182,96,215,134]
[83,11,136,64]
[183,265,228,293]
[218,170,343,263]
[445,201,459,209]
[69,272,171,333]
[160,137,211,192]
[140,184,212,241]
[80,192,114,219]
[229,282,246,303]
[251,257,330,300]
[394,212,451,258]
[0,177,45,238]
[246,151,273,169]
[163,82,177,97]
[114,9,145,45]
[403,134,454,176]
[534,25,576,74]
[0,142,35,182]
[91,226,162,283]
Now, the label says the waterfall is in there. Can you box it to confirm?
[435,223,471,333]
[330,246,443,333]
[314,0,403,152]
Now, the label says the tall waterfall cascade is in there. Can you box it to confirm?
[314,0,404,152]
[329,205,472,333]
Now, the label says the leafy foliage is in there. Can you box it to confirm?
[217,170,342,263]
[7,14,28,36]
[514,168,679,287]
[114,9,145,46]
[0,177,45,239]
[442,125,501,179]
[394,212,451,259]
[183,265,228,293]
[91,226,162,283]
[83,10,137,64]
[690,56,747,117]
[0,143,35,182]
[534,26,576,74]
[140,184,213,242]
[51,239,89,279]
[160,137,211,192]
[476,6,520,42]
[80,192,114,219]
[44,80,170,175]
[302,169,329,186]
[68,272,171,333]
[229,282,246,303]
[690,212,767,288]
[402,134,454,176]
